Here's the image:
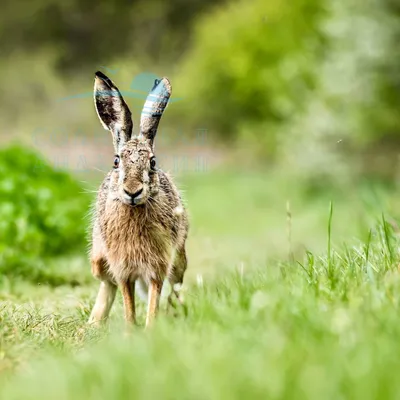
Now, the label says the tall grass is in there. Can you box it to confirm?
[1,158,400,398]
[1,212,400,398]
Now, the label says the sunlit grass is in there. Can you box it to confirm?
[1,168,400,399]
[1,225,400,399]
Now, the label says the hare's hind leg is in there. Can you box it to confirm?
[120,280,136,324]
[167,246,188,312]
[88,257,117,326]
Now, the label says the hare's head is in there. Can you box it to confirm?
[93,71,171,206]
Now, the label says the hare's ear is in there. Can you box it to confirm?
[94,71,133,153]
[139,77,171,149]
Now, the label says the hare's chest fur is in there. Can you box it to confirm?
[100,200,174,282]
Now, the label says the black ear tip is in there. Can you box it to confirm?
[95,70,106,78]
[95,71,112,85]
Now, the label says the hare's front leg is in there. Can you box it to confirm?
[89,257,117,326]
[145,279,163,328]
[120,280,136,324]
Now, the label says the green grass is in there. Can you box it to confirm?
[1,168,400,399]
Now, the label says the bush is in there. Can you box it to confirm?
[278,0,400,182]
[176,0,400,180]
[0,145,89,281]
[177,0,326,157]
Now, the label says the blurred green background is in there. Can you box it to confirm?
[0,0,399,282]
[1,1,400,397]
[3,0,400,173]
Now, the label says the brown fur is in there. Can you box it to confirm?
[88,72,188,327]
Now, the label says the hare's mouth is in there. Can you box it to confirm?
[120,187,147,206]
[120,197,147,207]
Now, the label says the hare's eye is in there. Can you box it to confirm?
[113,155,120,169]
[150,157,156,170]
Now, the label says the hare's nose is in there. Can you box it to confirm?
[124,187,143,202]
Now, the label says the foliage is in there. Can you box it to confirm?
[177,0,326,158]
[0,145,89,281]
[176,0,400,177]
[280,0,400,181]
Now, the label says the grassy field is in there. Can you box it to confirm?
[1,168,400,399]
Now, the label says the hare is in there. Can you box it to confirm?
[88,71,188,327]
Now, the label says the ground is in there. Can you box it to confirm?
[1,169,400,399]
